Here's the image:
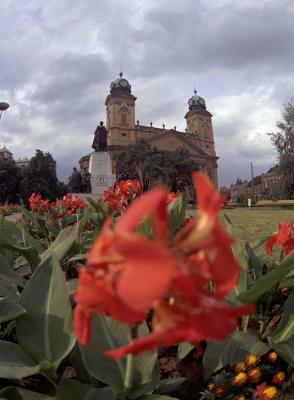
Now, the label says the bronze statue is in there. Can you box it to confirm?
[92,121,108,152]
[81,168,91,193]
[69,167,82,193]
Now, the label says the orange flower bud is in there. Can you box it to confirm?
[256,385,278,400]
[232,372,248,386]
[245,354,259,367]
[266,351,278,363]
[272,371,285,385]
[234,362,246,373]
[281,287,289,295]
[210,384,226,397]
[234,396,246,400]
[248,367,262,383]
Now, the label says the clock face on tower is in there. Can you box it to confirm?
[199,98,205,105]
[188,99,193,106]
[120,79,129,87]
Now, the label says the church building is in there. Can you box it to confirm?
[80,72,218,186]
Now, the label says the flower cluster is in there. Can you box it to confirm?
[29,193,52,214]
[206,351,293,399]
[29,193,86,219]
[103,179,142,211]
[74,172,254,359]
[266,221,294,256]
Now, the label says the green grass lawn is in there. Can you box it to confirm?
[222,208,294,258]
[187,208,294,258]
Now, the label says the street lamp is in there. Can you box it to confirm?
[0,102,9,120]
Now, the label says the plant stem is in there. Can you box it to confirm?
[124,354,134,390]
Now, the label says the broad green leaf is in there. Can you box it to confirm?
[0,275,20,302]
[16,255,75,369]
[0,237,40,271]
[57,381,114,400]
[0,298,26,323]
[238,251,294,304]
[272,338,294,367]
[80,315,159,393]
[0,387,55,399]
[40,224,79,264]
[139,395,179,400]
[168,197,186,238]
[79,314,128,390]
[159,377,186,394]
[130,323,160,398]
[1,219,45,255]
[0,341,39,379]
[203,331,269,380]
[0,253,25,287]
[177,342,194,359]
[272,290,294,343]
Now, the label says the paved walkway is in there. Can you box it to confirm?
[4,213,23,222]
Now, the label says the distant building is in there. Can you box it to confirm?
[79,72,219,186]
[229,166,281,203]
[0,146,13,161]
[15,157,30,169]
[0,146,29,168]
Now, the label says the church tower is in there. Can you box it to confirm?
[105,72,137,156]
[185,90,216,158]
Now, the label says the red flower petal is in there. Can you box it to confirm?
[114,231,175,311]
[193,172,223,218]
[116,187,166,232]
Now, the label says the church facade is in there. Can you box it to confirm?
[80,72,218,186]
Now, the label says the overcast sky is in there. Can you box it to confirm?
[1,0,293,186]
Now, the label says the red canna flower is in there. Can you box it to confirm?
[103,179,142,211]
[266,221,294,256]
[256,384,278,400]
[74,172,254,358]
[73,189,176,344]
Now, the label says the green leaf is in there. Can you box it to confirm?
[246,243,263,280]
[139,395,179,400]
[0,341,39,379]
[177,342,194,360]
[56,380,115,400]
[238,250,294,304]
[0,253,25,287]
[130,323,160,398]
[168,197,186,238]
[0,238,40,271]
[272,338,294,367]
[79,314,128,390]
[0,387,54,399]
[203,331,269,380]
[40,225,79,264]
[0,275,20,302]
[158,377,186,394]
[16,255,75,369]
[80,316,159,393]
[0,298,26,323]
[272,290,294,343]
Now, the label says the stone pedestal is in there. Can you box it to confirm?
[89,152,116,196]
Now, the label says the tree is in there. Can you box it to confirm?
[0,159,20,204]
[20,150,66,204]
[269,100,294,198]
[114,140,200,193]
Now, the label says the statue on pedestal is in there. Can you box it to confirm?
[69,167,82,193]
[92,121,108,152]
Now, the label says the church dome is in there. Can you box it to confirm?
[110,71,131,93]
[188,89,206,110]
